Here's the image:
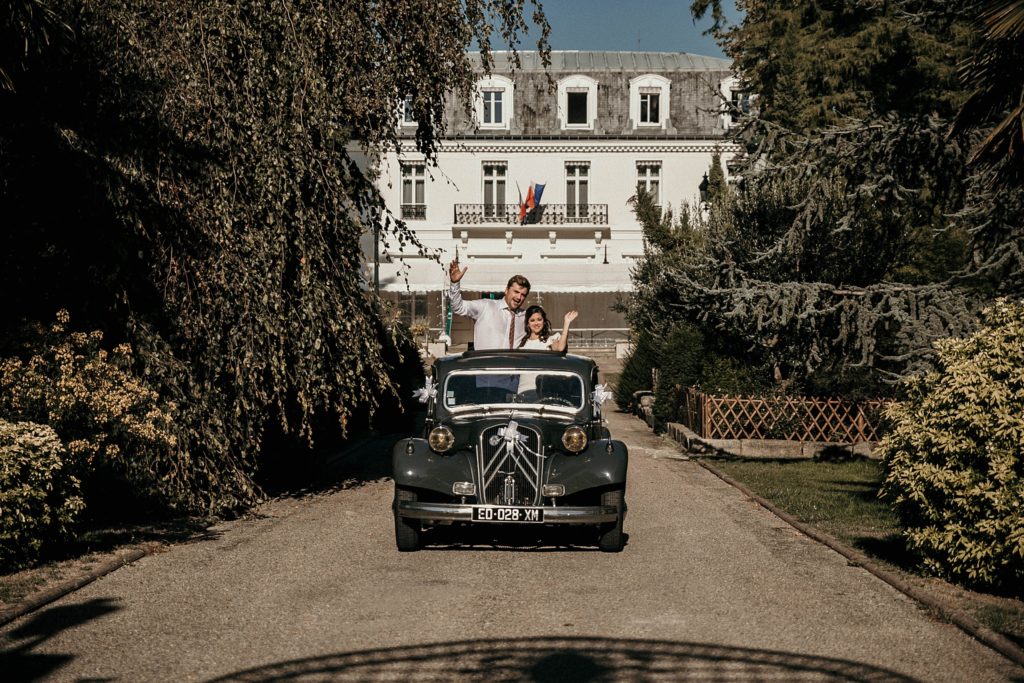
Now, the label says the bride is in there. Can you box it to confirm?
[518,305,577,352]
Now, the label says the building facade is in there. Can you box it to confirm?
[364,51,738,348]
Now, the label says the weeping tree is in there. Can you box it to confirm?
[0,0,549,513]
[624,1,1023,393]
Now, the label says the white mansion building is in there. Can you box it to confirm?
[362,51,739,348]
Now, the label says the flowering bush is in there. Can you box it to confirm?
[0,420,84,570]
[0,311,178,510]
[879,299,1024,591]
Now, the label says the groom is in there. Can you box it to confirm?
[448,258,530,350]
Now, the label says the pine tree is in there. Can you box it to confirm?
[622,1,1024,392]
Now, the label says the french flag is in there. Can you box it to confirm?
[519,181,546,224]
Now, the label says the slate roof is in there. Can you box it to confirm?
[469,50,732,72]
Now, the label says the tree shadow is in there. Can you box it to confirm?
[205,636,924,682]
[264,408,425,502]
[420,526,629,553]
[1,597,121,682]
[852,534,920,572]
[40,517,216,565]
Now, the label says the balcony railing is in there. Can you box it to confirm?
[454,203,608,225]
[401,204,426,220]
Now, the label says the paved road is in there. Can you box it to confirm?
[3,410,1022,682]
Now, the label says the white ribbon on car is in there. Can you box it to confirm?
[412,376,437,403]
[488,419,546,461]
[591,383,613,406]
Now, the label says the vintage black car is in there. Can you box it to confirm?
[392,349,628,552]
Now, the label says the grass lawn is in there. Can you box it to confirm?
[706,456,1024,650]
[709,458,901,554]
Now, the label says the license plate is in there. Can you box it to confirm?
[472,506,544,523]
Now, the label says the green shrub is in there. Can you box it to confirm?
[879,299,1024,591]
[651,323,704,431]
[614,332,660,410]
[0,311,179,511]
[697,354,771,396]
[0,420,84,570]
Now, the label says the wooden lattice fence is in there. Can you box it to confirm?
[680,389,888,443]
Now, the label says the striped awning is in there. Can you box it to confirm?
[374,258,635,293]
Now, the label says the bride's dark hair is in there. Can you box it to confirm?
[519,305,551,346]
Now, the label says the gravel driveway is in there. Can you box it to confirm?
[2,410,1021,682]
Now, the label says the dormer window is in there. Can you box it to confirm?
[401,95,416,125]
[639,90,660,124]
[630,74,671,129]
[567,91,588,124]
[482,90,503,124]
[557,75,598,130]
[719,76,751,129]
[476,75,514,130]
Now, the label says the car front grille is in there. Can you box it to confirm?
[478,423,544,506]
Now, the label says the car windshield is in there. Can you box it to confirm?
[443,370,585,410]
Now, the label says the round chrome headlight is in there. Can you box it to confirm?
[428,425,455,453]
[561,426,588,453]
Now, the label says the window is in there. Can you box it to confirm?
[401,163,426,220]
[483,162,507,219]
[636,162,661,205]
[396,292,428,326]
[476,75,514,130]
[557,75,598,130]
[719,76,751,129]
[733,90,749,115]
[565,163,589,220]
[629,74,671,129]
[401,95,416,125]
[482,90,503,125]
[639,90,660,124]
[567,91,588,125]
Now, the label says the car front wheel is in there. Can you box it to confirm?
[394,487,421,552]
[598,488,625,552]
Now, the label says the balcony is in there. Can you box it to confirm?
[454,203,608,226]
[401,204,426,220]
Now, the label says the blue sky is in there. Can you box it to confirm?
[506,0,738,58]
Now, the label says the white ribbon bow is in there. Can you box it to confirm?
[413,377,437,403]
[592,383,613,406]
[489,419,545,460]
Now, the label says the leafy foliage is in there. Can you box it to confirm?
[1,1,548,513]
[613,332,660,411]
[879,299,1024,591]
[696,354,771,397]
[623,2,1024,398]
[950,0,1024,185]
[651,323,704,431]
[0,419,84,570]
[695,0,971,128]
[0,312,179,509]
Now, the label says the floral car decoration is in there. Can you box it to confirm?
[392,349,628,552]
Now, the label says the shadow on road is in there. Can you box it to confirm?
[269,411,425,502]
[418,525,630,553]
[1,597,121,682]
[205,636,920,682]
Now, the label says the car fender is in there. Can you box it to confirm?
[547,439,628,495]
[392,438,475,496]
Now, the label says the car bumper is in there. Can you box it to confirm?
[397,501,619,524]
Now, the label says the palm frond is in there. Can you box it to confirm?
[983,0,1024,39]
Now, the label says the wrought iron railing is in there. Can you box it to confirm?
[567,328,632,349]
[454,203,609,225]
[402,204,426,220]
